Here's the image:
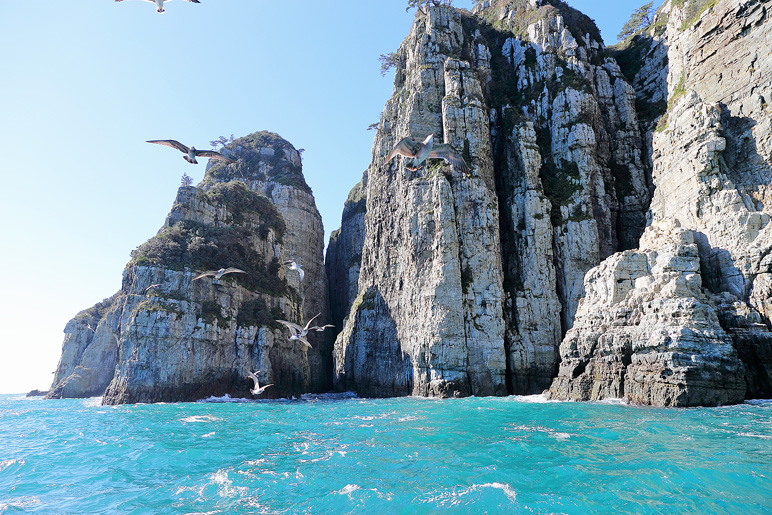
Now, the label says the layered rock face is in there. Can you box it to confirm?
[329,2,650,397]
[548,0,772,405]
[48,131,331,404]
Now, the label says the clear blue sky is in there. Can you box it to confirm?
[0,0,661,394]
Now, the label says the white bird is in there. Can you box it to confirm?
[276,313,333,349]
[246,369,273,396]
[284,260,304,282]
[385,134,469,173]
[193,268,246,282]
[147,140,235,164]
[144,283,162,293]
[115,0,201,14]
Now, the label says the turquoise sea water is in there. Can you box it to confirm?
[1,394,771,514]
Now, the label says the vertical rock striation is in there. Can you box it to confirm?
[49,131,331,404]
[548,0,772,405]
[328,1,650,398]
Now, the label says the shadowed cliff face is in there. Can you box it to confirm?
[49,131,332,404]
[328,2,650,398]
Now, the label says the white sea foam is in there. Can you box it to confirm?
[428,481,518,507]
[511,394,553,403]
[201,432,216,438]
[84,397,103,407]
[180,415,221,423]
[337,484,361,495]
[596,397,627,406]
[0,496,41,510]
[0,459,24,472]
[479,482,518,501]
[738,432,772,440]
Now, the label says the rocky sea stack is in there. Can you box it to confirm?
[47,131,331,404]
[48,0,772,407]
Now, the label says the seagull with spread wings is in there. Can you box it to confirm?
[275,313,334,349]
[385,134,469,173]
[192,268,246,282]
[284,260,304,282]
[246,369,273,396]
[115,0,201,14]
[147,139,235,164]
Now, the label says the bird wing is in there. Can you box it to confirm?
[385,138,420,162]
[246,369,259,385]
[428,144,470,173]
[147,140,189,153]
[284,260,296,266]
[298,337,313,349]
[197,150,235,163]
[185,0,201,3]
[303,313,321,332]
[221,267,246,275]
[192,271,215,280]
[309,324,334,332]
[297,268,305,282]
[276,319,302,335]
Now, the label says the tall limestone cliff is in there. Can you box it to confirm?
[328,1,650,397]
[48,131,332,404]
[547,0,772,405]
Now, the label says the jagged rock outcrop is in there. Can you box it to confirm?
[328,2,650,398]
[548,0,772,405]
[547,220,747,405]
[48,131,331,404]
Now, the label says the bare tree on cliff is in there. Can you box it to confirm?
[406,0,453,15]
[617,1,654,41]
[209,134,236,151]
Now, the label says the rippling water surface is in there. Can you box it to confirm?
[1,393,771,514]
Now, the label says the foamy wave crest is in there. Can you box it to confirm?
[0,496,41,511]
[0,459,24,472]
[738,432,772,440]
[511,394,552,403]
[180,415,222,423]
[84,397,103,407]
[428,481,518,507]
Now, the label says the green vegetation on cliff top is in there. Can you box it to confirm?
[129,181,288,296]
[204,131,312,194]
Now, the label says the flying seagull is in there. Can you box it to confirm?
[385,134,469,173]
[144,283,162,293]
[246,369,273,396]
[276,313,333,349]
[147,140,235,164]
[115,0,201,14]
[284,260,304,282]
[193,268,246,281]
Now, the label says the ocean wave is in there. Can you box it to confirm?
[197,392,359,404]
[0,496,41,511]
[0,459,24,472]
[511,394,552,403]
[180,415,222,423]
[426,482,518,507]
[745,399,772,406]
[197,394,253,403]
[300,392,358,402]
